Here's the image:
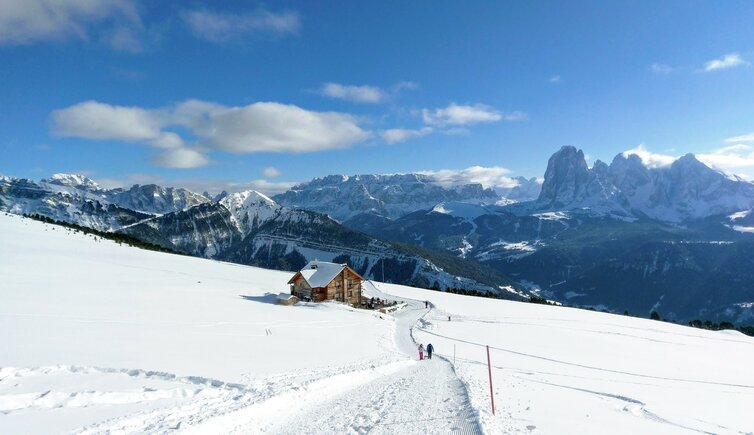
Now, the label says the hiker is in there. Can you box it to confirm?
[427,343,434,360]
[425,300,428,309]
[418,343,424,360]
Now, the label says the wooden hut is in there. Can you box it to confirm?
[288,260,363,304]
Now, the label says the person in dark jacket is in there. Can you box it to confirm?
[426,343,434,360]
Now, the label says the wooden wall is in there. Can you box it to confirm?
[290,268,363,305]
[290,278,312,300]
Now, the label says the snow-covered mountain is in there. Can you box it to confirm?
[43,173,101,190]
[344,147,754,322]
[107,183,210,215]
[220,190,282,235]
[495,175,543,202]
[118,190,520,294]
[0,176,150,231]
[0,173,518,294]
[274,173,508,221]
[0,174,210,231]
[536,146,754,222]
[120,191,515,297]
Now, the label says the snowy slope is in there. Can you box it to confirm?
[377,283,754,434]
[2,212,753,434]
[0,213,402,433]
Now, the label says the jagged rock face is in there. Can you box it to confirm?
[120,202,242,258]
[220,190,282,235]
[609,153,651,194]
[43,173,101,190]
[0,174,210,230]
[274,173,501,221]
[0,176,150,231]
[536,147,754,222]
[538,146,617,209]
[109,184,210,215]
[640,155,754,220]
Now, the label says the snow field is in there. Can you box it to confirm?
[3,212,754,434]
[378,283,754,434]
[0,214,404,433]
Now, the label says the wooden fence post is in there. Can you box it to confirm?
[487,345,495,415]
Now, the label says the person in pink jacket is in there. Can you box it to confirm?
[418,343,425,360]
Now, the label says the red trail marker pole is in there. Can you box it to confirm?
[487,345,495,415]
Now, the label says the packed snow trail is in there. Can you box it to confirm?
[200,282,483,434]
[256,282,481,434]
[69,285,484,434]
[274,281,482,434]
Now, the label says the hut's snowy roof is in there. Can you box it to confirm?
[298,260,347,288]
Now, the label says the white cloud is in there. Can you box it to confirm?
[422,103,524,126]
[262,166,281,178]
[183,8,299,43]
[703,53,748,72]
[380,127,433,144]
[650,63,673,74]
[51,101,163,141]
[725,132,754,143]
[180,101,370,153]
[51,99,371,168]
[317,81,418,104]
[152,148,209,169]
[623,143,754,179]
[105,25,142,53]
[697,144,754,176]
[623,144,677,168]
[0,0,143,51]
[418,166,520,190]
[319,83,385,103]
[548,75,561,83]
[150,132,184,149]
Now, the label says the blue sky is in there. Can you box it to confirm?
[2,1,754,194]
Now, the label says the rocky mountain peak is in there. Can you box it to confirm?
[220,190,282,234]
[535,146,754,222]
[274,171,508,221]
[538,146,595,207]
[43,173,100,190]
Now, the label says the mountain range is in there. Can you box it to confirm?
[342,147,754,323]
[535,146,754,222]
[0,174,520,296]
[273,173,541,221]
[3,146,754,323]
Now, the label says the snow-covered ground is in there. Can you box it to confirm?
[2,212,753,434]
[0,214,404,433]
[377,284,754,434]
